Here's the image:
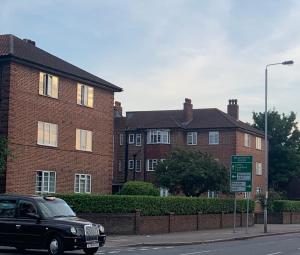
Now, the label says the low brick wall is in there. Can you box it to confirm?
[78,212,254,235]
[255,212,300,224]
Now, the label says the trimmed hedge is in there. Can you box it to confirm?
[56,194,255,216]
[119,181,160,196]
[272,200,300,212]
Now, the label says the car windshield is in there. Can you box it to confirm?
[38,199,76,218]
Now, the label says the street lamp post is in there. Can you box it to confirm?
[264,60,294,233]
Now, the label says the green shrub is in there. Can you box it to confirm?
[56,194,255,216]
[272,200,300,212]
[118,181,160,196]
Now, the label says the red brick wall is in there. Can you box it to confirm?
[5,62,114,194]
[236,131,265,198]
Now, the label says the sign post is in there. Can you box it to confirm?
[230,155,253,233]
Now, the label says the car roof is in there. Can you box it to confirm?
[0,194,61,202]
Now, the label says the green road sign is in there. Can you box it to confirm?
[230,155,253,192]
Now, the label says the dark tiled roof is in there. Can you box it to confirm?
[0,34,122,92]
[125,108,265,136]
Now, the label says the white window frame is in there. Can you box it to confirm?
[244,133,251,147]
[209,131,219,145]
[128,134,135,144]
[160,187,169,197]
[136,134,142,146]
[76,129,92,152]
[187,132,197,145]
[147,159,158,171]
[256,186,262,195]
[135,160,141,172]
[37,121,58,147]
[77,84,94,108]
[119,134,124,146]
[147,130,170,144]
[128,160,134,170]
[256,162,262,175]
[39,72,58,99]
[35,170,56,194]
[207,190,219,198]
[74,174,91,193]
[256,137,262,150]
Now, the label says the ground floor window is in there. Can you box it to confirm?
[35,171,56,194]
[75,174,91,193]
[207,190,219,198]
[160,187,169,197]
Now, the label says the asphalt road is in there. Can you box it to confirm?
[2,233,300,255]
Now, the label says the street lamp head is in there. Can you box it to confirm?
[282,60,294,65]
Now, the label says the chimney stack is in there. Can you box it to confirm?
[114,101,123,117]
[227,99,239,120]
[23,39,36,46]
[183,98,193,123]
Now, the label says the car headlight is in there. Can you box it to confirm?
[98,225,105,233]
[70,226,77,235]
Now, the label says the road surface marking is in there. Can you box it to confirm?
[179,250,214,255]
[266,252,282,255]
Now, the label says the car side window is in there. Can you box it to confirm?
[0,200,17,218]
[18,201,37,218]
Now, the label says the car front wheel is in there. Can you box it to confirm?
[48,236,64,255]
[83,247,99,255]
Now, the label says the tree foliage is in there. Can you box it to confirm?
[252,110,300,191]
[155,149,229,196]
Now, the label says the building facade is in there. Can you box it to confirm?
[113,99,266,198]
[0,34,122,194]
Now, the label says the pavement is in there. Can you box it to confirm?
[105,224,300,248]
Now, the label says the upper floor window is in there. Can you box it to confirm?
[136,134,142,146]
[147,130,170,144]
[75,174,91,193]
[209,131,219,145]
[35,170,56,194]
[76,129,92,152]
[187,132,197,145]
[256,137,262,150]
[244,133,251,147]
[118,160,122,172]
[119,134,124,146]
[77,84,94,108]
[256,162,262,175]
[128,134,135,144]
[37,121,58,147]
[39,72,58,99]
[147,159,158,171]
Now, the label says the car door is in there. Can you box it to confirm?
[15,199,46,248]
[0,198,18,246]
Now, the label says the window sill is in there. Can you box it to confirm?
[37,143,58,148]
[39,94,58,100]
[77,103,94,109]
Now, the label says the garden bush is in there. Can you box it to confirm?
[56,194,255,216]
[272,200,300,212]
[118,181,160,196]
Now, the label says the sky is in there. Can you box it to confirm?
[1,0,299,124]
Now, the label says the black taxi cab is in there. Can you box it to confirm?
[0,194,106,255]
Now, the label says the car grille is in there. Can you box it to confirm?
[84,224,99,242]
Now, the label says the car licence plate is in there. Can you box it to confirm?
[87,242,99,248]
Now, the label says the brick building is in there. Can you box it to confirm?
[113,98,266,198]
[0,34,122,194]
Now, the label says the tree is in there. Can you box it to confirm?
[252,110,300,192]
[155,149,229,196]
